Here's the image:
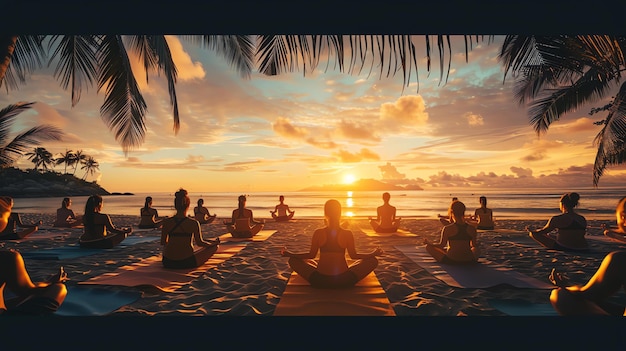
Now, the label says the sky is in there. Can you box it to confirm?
[2,35,625,193]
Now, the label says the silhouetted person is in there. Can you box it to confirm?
[271,195,295,222]
[161,189,219,269]
[281,199,383,288]
[53,197,83,228]
[80,195,131,248]
[193,198,217,224]
[369,192,401,233]
[527,192,588,252]
[424,200,480,264]
[138,196,166,229]
[224,195,264,238]
[471,196,494,230]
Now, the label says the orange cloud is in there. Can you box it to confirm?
[464,112,484,126]
[272,117,309,139]
[332,148,380,163]
[165,36,206,81]
[380,95,429,125]
[559,117,598,133]
[338,120,380,141]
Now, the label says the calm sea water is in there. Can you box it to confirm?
[9,188,626,221]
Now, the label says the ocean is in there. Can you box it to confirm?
[9,187,625,221]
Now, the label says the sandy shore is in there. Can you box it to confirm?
[2,213,626,317]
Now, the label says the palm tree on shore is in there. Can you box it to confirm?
[499,35,626,186]
[26,146,55,172]
[0,102,63,169]
[0,35,489,154]
[72,149,86,176]
[55,148,75,174]
[80,156,99,180]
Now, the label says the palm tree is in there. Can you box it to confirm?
[1,35,489,153]
[72,149,86,176]
[55,149,75,174]
[80,156,99,180]
[499,35,626,186]
[0,102,63,169]
[25,146,55,172]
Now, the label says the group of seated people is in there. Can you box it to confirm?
[428,192,626,316]
[2,190,626,316]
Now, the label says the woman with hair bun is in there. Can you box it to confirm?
[160,188,219,269]
[526,192,589,251]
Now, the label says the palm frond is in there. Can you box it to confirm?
[147,36,179,133]
[528,66,617,134]
[97,35,147,153]
[1,35,46,92]
[0,101,36,145]
[0,125,63,167]
[47,35,98,106]
[185,35,255,79]
[592,81,626,186]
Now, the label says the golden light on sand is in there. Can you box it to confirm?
[343,174,357,184]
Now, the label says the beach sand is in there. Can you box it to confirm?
[3,214,626,317]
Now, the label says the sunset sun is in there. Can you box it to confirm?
[343,174,357,184]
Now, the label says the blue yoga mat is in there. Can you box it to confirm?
[488,299,559,316]
[4,286,141,316]
[21,236,158,260]
[55,286,142,316]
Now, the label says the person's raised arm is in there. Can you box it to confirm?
[192,220,213,247]
[8,251,68,296]
[345,230,383,259]
[103,214,129,235]
[604,227,626,243]
[281,229,321,259]
[527,217,556,235]
[424,226,448,248]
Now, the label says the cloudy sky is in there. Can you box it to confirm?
[2,35,625,193]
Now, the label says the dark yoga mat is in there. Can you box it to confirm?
[21,236,159,260]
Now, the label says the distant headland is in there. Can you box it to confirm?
[299,178,423,192]
[0,167,114,198]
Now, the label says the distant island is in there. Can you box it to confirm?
[0,167,111,198]
[299,178,423,192]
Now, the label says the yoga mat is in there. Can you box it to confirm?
[218,230,276,243]
[360,227,418,238]
[55,286,142,316]
[395,245,554,289]
[3,286,141,316]
[2,230,70,242]
[273,271,396,316]
[20,236,159,260]
[488,299,559,316]
[79,244,248,292]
